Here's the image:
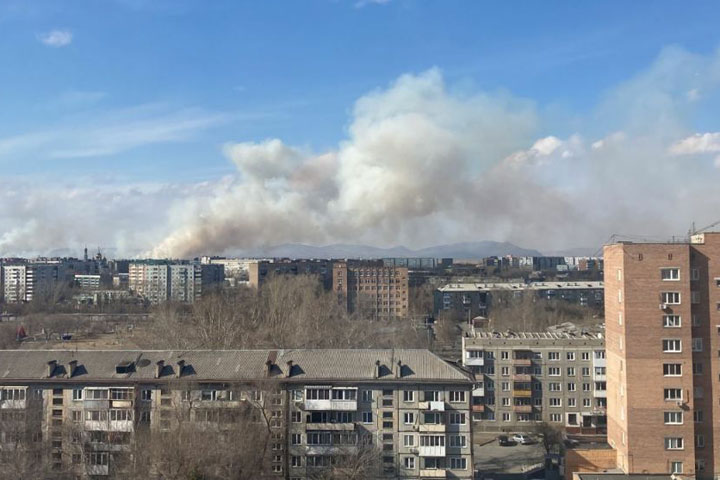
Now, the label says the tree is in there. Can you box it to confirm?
[533,421,563,456]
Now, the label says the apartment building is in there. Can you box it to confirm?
[462,328,607,434]
[247,259,333,289]
[333,262,410,319]
[1,263,61,303]
[605,232,720,478]
[0,349,473,479]
[435,281,605,319]
[128,261,224,304]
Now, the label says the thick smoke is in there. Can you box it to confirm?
[3,47,720,258]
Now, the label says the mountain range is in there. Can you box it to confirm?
[242,241,542,259]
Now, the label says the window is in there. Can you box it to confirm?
[663,315,681,327]
[663,339,682,352]
[502,413,511,422]
[548,367,560,376]
[361,390,373,402]
[618,312,623,325]
[581,351,590,361]
[449,391,466,403]
[450,457,467,470]
[291,411,302,423]
[306,388,330,400]
[449,413,466,425]
[583,398,591,408]
[582,367,590,376]
[449,435,466,448]
[664,389,682,401]
[567,398,576,407]
[693,315,700,327]
[567,382,576,392]
[671,462,683,474]
[582,383,591,392]
[548,352,560,361]
[567,367,576,376]
[661,268,680,281]
[549,383,562,392]
[696,434,705,448]
[665,437,684,450]
[72,388,82,401]
[291,456,302,467]
[664,411,683,424]
[403,390,414,402]
[663,363,682,376]
[501,351,509,360]
[403,412,415,425]
[86,389,108,400]
[693,363,703,375]
[362,412,373,424]
[290,433,302,445]
[691,291,700,304]
[403,434,415,447]
[567,352,575,361]
[662,292,681,304]
[501,367,509,376]
[694,410,703,423]
[693,338,703,352]
[403,457,415,469]
[549,398,562,407]
[550,413,561,422]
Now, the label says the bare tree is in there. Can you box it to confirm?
[533,421,564,456]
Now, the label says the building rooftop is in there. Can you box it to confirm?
[0,349,472,384]
[575,475,674,480]
[437,281,603,293]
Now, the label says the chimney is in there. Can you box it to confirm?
[286,360,294,378]
[176,360,185,378]
[395,360,403,378]
[265,359,273,377]
[375,360,381,379]
[68,360,78,378]
[155,360,164,379]
[47,360,57,378]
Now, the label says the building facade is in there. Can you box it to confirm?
[462,329,607,435]
[333,262,410,319]
[1,263,62,303]
[248,259,333,289]
[128,262,224,304]
[605,232,720,478]
[0,349,473,479]
[435,281,605,319]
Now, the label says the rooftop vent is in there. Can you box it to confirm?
[47,360,57,378]
[115,361,134,375]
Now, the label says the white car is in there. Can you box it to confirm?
[512,434,533,445]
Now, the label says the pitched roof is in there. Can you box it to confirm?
[0,349,472,384]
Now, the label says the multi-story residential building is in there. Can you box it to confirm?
[248,259,333,289]
[333,262,410,319]
[462,327,607,435]
[129,261,224,304]
[435,281,605,319]
[0,349,473,479]
[74,274,102,290]
[1,263,62,303]
[604,232,720,478]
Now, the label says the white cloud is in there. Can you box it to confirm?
[355,0,391,7]
[669,132,720,155]
[0,104,231,160]
[37,29,73,47]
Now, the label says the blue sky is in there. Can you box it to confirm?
[2,1,720,256]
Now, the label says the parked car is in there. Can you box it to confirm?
[496,435,513,446]
[512,433,534,445]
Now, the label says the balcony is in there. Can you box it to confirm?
[0,399,26,409]
[109,420,134,432]
[472,387,484,397]
[512,390,532,398]
[513,358,532,367]
[471,404,485,413]
[593,390,607,398]
[420,469,447,478]
[304,399,357,411]
[306,445,357,456]
[465,353,484,367]
[418,446,446,457]
[418,424,446,433]
[86,465,109,476]
[512,405,532,413]
[512,374,531,382]
[306,422,356,431]
[419,401,445,411]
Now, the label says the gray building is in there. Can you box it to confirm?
[462,327,607,435]
[0,349,473,479]
[129,261,224,304]
[434,281,604,319]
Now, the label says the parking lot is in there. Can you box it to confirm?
[474,434,545,474]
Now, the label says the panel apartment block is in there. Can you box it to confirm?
[333,262,409,319]
[462,330,606,434]
[0,349,472,479]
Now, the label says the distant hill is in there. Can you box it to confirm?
[244,241,541,259]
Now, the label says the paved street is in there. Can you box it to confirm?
[474,434,545,474]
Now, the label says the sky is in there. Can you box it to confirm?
[2,0,720,258]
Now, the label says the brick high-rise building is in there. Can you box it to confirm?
[604,232,720,478]
[333,261,409,319]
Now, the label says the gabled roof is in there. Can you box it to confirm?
[0,349,472,384]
